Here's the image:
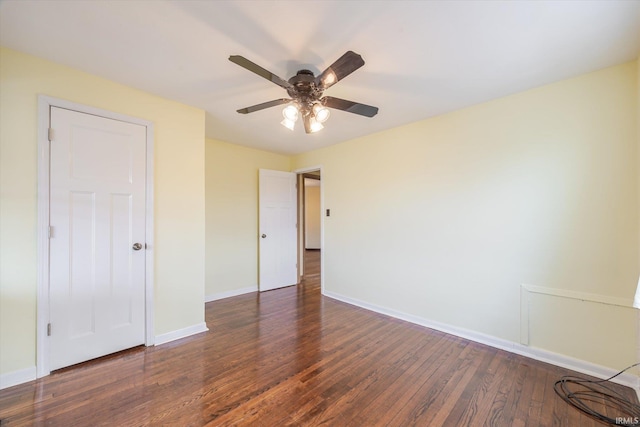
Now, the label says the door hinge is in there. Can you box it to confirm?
[48,128,55,142]
[47,323,51,336]
[48,225,53,239]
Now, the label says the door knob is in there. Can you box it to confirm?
[261,234,267,238]
[132,243,143,251]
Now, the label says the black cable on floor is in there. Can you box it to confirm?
[554,362,640,425]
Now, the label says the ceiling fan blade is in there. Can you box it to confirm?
[229,55,293,90]
[315,51,365,90]
[236,98,291,114]
[322,96,379,117]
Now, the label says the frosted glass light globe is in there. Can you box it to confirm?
[282,105,299,122]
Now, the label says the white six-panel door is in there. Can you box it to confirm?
[49,106,146,370]
[258,169,298,292]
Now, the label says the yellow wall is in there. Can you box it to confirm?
[0,47,206,376]
[305,184,321,249]
[205,138,290,297]
[293,61,639,370]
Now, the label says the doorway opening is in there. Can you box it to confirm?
[295,168,323,292]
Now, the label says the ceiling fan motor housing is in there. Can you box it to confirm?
[288,69,323,113]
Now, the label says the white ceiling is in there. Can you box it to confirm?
[1,1,639,155]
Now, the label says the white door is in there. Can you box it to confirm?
[259,169,298,291]
[49,106,146,370]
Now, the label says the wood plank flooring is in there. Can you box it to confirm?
[1,250,637,426]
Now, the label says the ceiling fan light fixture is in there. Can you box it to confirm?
[309,117,324,133]
[322,70,337,87]
[282,105,299,122]
[281,118,296,131]
[313,104,330,123]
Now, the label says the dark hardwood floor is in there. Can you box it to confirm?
[1,249,636,426]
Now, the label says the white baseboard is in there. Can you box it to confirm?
[0,366,37,390]
[205,286,256,303]
[155,322,209,346]
[324,290,639,391]
[1,323,210,389]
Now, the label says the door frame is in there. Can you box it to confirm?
[293,166,324,294]
[36,95,155,377]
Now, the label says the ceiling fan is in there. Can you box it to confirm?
[229,51,379,134]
